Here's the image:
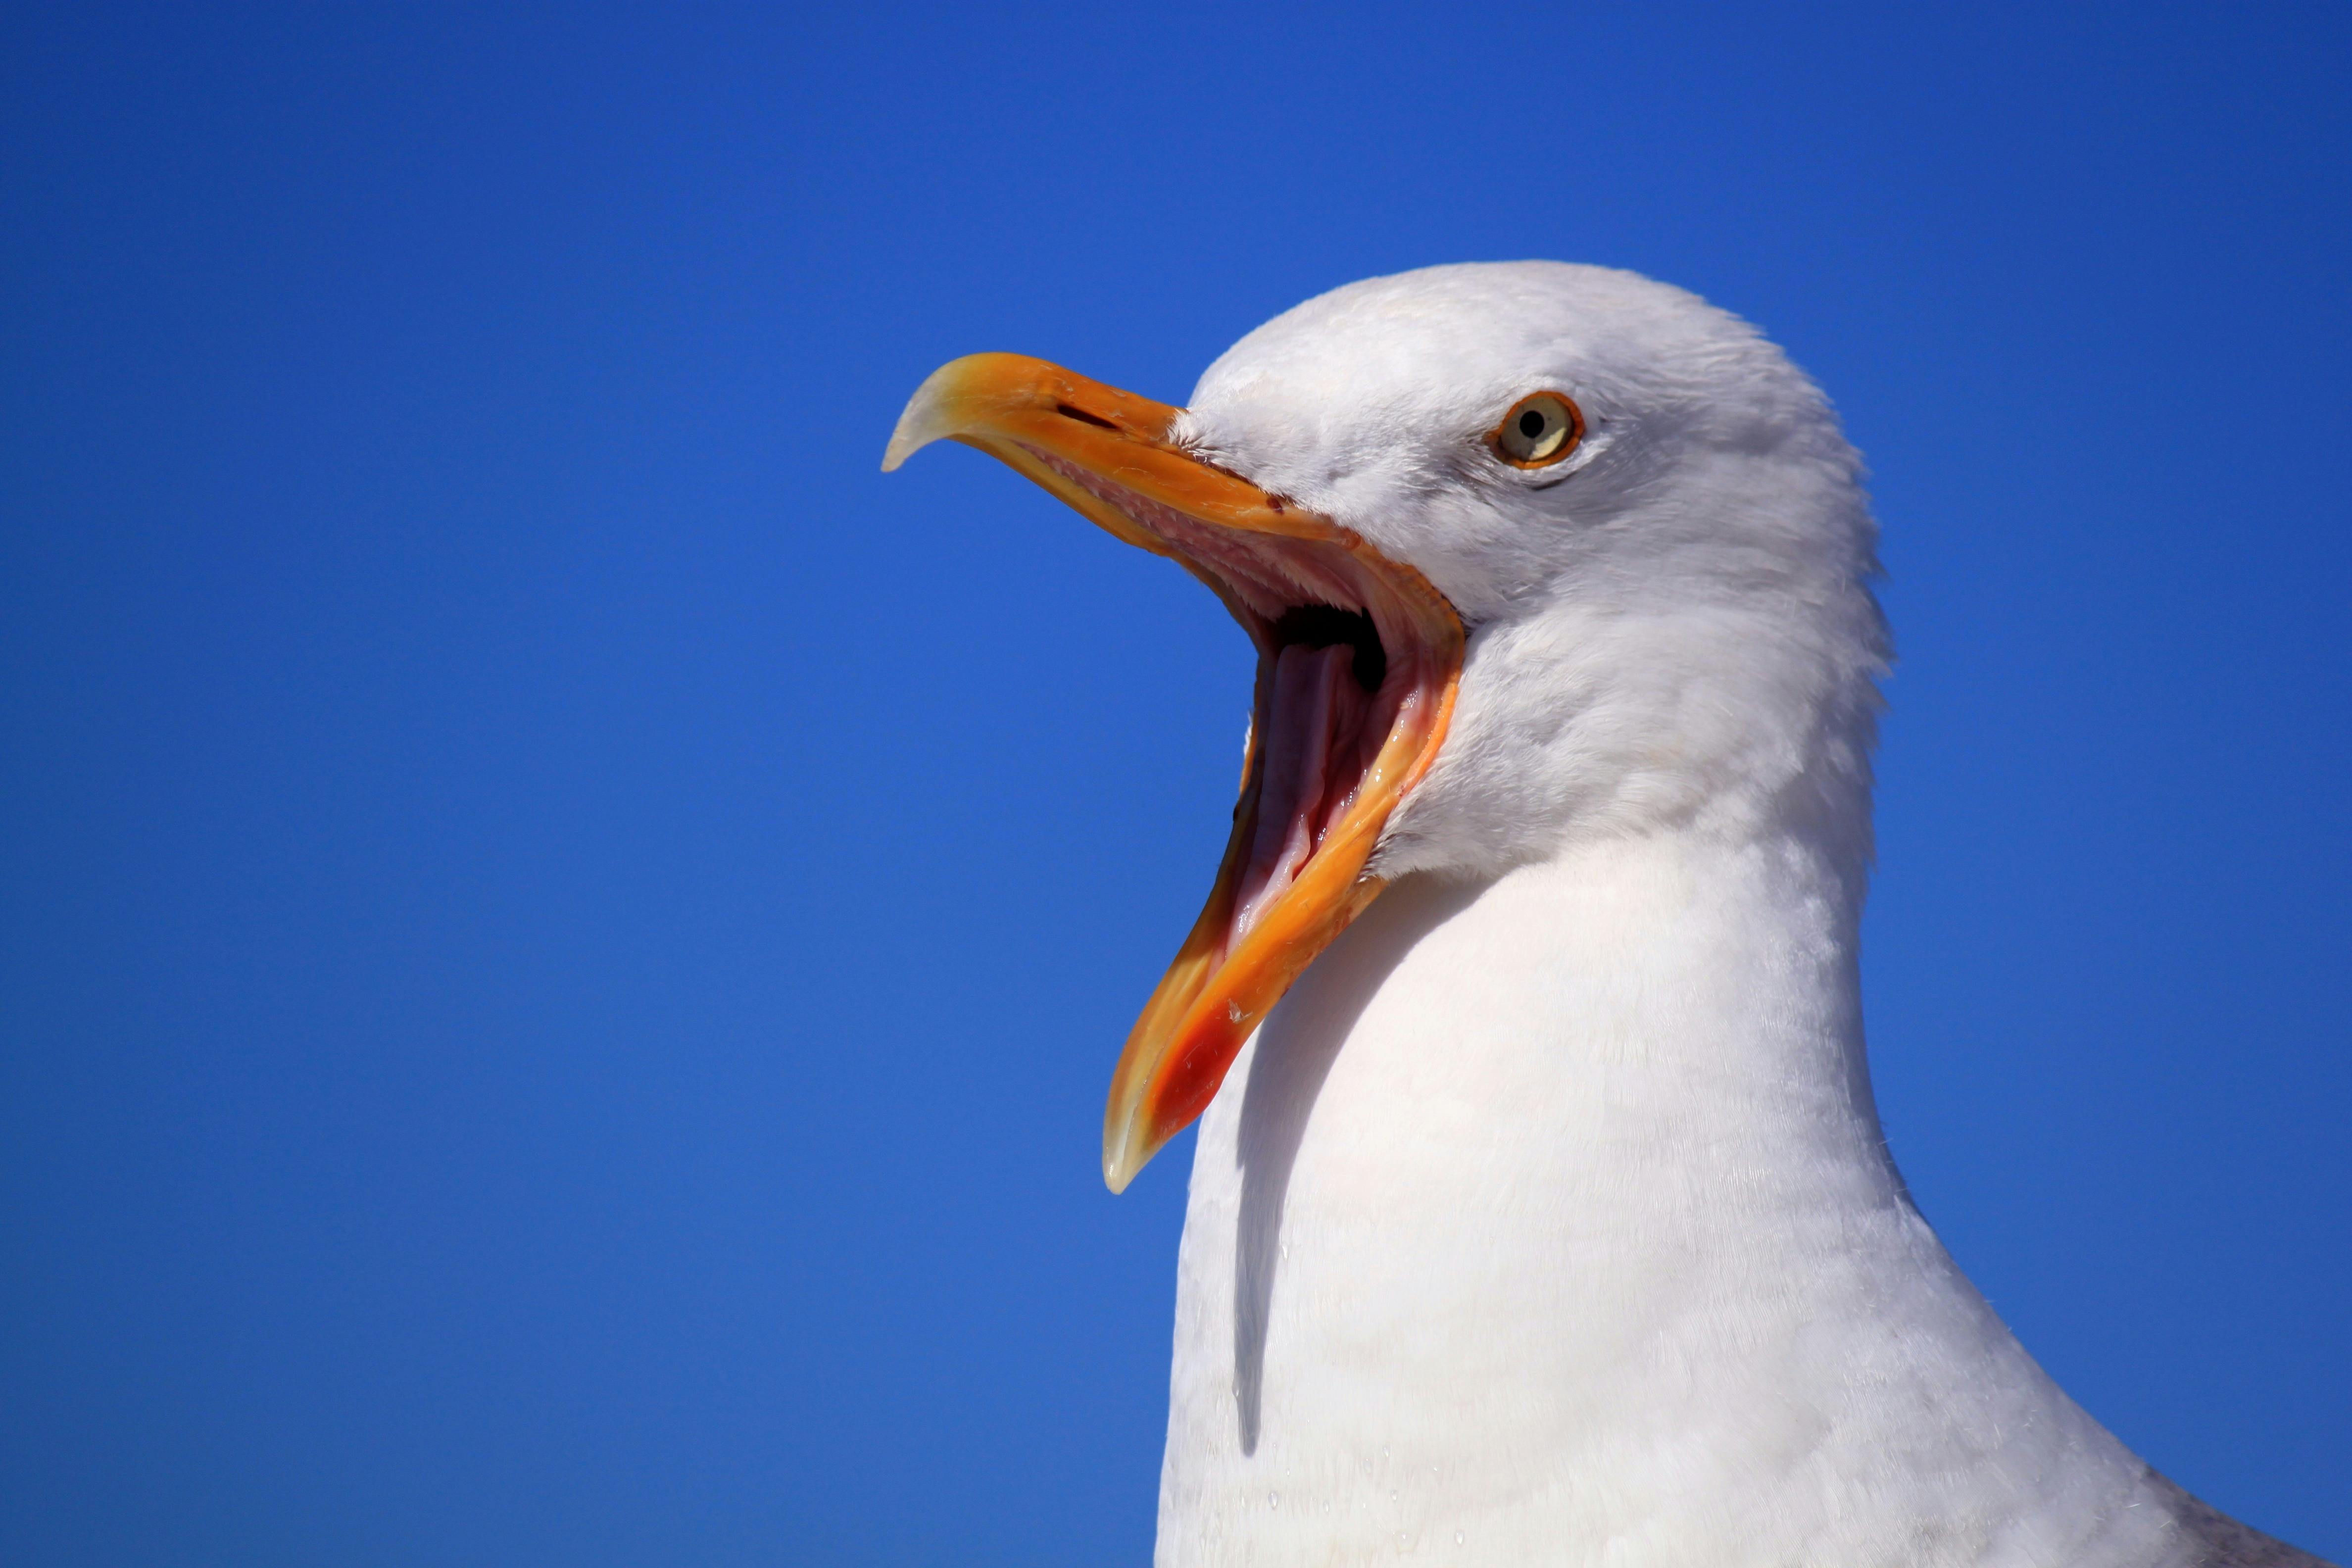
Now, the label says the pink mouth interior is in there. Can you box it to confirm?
[1232,639,1390,939]
[1027,445,1423,949]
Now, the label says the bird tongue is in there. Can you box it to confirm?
[1232,642,1373,942]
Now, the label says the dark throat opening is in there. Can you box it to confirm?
[1272,603,1386,693]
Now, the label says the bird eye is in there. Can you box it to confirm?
[1491,392,1583,468]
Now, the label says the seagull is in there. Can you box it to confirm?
[883,263,2331,1568]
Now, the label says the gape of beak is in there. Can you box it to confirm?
[884,354,1464,1190]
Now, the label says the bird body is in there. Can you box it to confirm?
[886,262,2331,1568]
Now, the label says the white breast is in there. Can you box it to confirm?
[1155,831,2185,1568]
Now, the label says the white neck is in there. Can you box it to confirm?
[1157,824,2185,1568]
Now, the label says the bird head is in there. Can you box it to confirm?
[884,262,1888,1190]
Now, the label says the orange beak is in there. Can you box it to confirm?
[884,354,1465,1191]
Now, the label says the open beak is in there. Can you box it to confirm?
[883,354,1465,1191]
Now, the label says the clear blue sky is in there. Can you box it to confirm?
[4,4,2346,1564]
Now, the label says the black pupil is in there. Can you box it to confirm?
[1518,409,1547,439]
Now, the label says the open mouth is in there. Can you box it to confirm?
[884,354,1464,1189]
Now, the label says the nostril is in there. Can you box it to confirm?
[1055,402,1120,432]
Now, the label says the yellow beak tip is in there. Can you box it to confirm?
[879,418,931,473]
[882,355,1004,473]
[1102,1118,1142,1194]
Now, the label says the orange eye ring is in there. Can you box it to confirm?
[1490,391,1584,468]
